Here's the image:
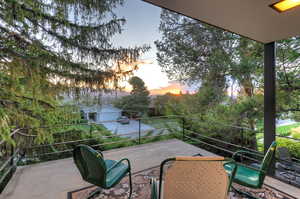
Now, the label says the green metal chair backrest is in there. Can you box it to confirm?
[260,141,277,173]
[73,145,107,187]
[249,141,277,188]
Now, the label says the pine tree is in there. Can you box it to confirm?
[0,0,149,142]
[114,76,150,115]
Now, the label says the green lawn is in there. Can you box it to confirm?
[256,122,300,139]
[256,122,300,152]
[276,122,300,136]
[141,117,181,129]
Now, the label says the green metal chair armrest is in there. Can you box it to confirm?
[223,160,238,192]
[223,160,236,167]
[232,151,267,172]
[96,150,104,157]
[232,161,264,173]
[106,158,131,174]
[232,150,263,160]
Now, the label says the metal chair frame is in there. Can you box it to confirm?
[73,145,132,199]
[152,156,236,199]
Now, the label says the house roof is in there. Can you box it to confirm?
[143,0,300,43]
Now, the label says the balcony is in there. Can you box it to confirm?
[1,117,300,199]
[1,139,300,199]
[1,139,205,199]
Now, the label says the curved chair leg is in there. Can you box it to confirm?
[232,186,259,199]
[87,187,102,199]
[128,170,133,199]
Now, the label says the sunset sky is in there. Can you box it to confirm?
[112,0,196,95]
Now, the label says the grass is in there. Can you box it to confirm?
[255,122,300,140]
[276,122,300,136]
[72,124,91,132]
[255,122,300,152]
[141,117,181,129]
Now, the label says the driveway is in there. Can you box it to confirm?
[83,105,156,138]
[101,120,156,138]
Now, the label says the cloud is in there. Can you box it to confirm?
[150,81,189,95]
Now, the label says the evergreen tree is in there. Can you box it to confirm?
[114,76,150,115]
[155,10,264,149]
[0,0,149,142]
[155,10,300,149]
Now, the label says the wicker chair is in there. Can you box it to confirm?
[150,156,235,199]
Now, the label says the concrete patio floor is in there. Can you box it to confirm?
[1,139,300,199]
[1,139,211,199]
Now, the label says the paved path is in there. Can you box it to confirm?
[276,119,297,127]
[81,105,156,138]
[101,120,155,138]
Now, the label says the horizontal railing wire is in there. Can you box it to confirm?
[2,115,300,190]
[184,135,261,163]
[186,130,264,155]
[276,135,300,142]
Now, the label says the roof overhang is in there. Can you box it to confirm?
[142,0,300,43]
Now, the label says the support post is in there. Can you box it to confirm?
[264,42,276,154]
[138,119,141,144]
[10,134,15,167]
[182,117,185,141]
[240,128,244,146]
[10,138,15,167]
[89,124,93,138]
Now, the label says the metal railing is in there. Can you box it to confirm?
[0,129,24,192]
[0,116,183,192]
[1,115,300,192]
[180,117,300,188]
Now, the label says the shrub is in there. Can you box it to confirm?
[292,132,300,140]
[79,119,88,124]
[278,130,292,137]
[256,133,263,140]
[276,138,300,159]
[291,126,300,133]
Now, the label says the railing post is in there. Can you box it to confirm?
[89,124,92,138]
[138,118,141,144]
[240,128,244,146]
[10,133,15,167]
[182,117,185,141]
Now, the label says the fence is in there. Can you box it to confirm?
[181,117,300,187]
[1,115,300,192]
[0,129,24,192]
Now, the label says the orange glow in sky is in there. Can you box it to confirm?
[167,89,182,95]
[149,82,187,95]
[116,60,193,95]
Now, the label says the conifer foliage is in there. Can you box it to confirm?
[0,0,149,142]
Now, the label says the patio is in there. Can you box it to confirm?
[1,139,299,199]
[1,0,300,198]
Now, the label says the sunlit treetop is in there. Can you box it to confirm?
[0,0,149,141]
[0,0,149,90]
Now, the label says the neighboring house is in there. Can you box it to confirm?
[98,105,122,122]
[80,105,122,123]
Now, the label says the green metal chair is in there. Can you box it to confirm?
[224,141,277,198]
[73,145,132,199]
